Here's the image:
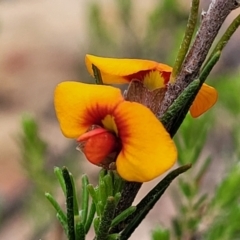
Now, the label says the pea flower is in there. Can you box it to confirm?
[85,54,218,118]
[54,81,177,182]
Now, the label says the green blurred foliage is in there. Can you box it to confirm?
[151,226,170,240]
[20,115,53,191]
[87,0,188,61]
[19,115,83,238]
[152,106,240,239]
[19,115,57,235]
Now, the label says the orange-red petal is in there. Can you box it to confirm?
[85,54,172,84]
[190,83,218,118]
[78,129,119,165]
[113,101,177,182]
[54,81,124,138]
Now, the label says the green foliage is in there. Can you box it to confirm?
[19,115,60,237]
[151,226,170,240]
[216,73,240,116]
[46,168,127,239]
[174,114,213,165]
[201,166,240,240]
[46,165,191,239]
[205,165,240,240]
[88,2,116,55]
[160,108,240,240]
[170,114,215,239]
[87,0,188,61]
[21,115,47,180]
[20,114,56,191]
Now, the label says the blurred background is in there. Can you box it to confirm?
[1,0,240,239]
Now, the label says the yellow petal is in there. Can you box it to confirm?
[143,71,166,90]
[54,81,124,138]
[190,83,218,118]
[85,54,172,84]
[113,101,177,182]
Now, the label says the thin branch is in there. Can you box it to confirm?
[160,0,240,117]
[170,0,200,82]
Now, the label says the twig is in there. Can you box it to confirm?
[160,0,240,117]
[170,0,200,81]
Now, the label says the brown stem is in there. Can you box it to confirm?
[160,0,240,117]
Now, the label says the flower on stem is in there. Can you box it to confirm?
[54,81,177,182]
[85,54,218,118]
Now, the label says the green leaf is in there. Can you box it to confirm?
[87,184,98,206]
[178,179,195,198]
[92,65,103,85]
[193,194,207,210]
[99,180,107,207]
[84,201,96,234]
[103,174,113,197]
[111,206,136,228]
[45,192,67,225]
[211,164,240,208]
[172,219,182,238]
[56,213,68,236]
[75,217,85,240]
[81,174,89,225]
[195,156,212,183]
[200,51,221,83]
[96,197,116,240]
[107,233,120,240]
[113,172,124,195]
[151,226,170,240]
[97,201,104,218]
[160,79,201,137]
[70,172,79,216]
[62,167,75,240]
[54,167,66,196]
[120,165,191,239]
[94,217,100,234]
[174,114,212,165]
[114,193,121,207]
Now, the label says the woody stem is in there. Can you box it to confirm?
[160,0,240,118]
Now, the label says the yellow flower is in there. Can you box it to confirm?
[54,81,177,182]
[85,54,218,118]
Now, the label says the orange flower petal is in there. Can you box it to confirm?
[190,83,218,118]
[54,81,124,138]
[113,101,177,182]
[85,54,172,84]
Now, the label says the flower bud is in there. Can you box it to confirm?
[77,126,120,168]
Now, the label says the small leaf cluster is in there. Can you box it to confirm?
[46,168,136,239]
[46,164,191,239]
